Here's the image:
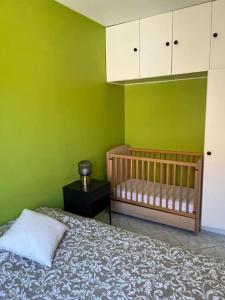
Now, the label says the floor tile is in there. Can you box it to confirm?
[198,244,225,260]
[170,229,225,250]
[95,210,110,224]
[95,210,225,260]
[96,210,174,234]
[146,231,182,247]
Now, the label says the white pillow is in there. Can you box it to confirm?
[0,209,68,267]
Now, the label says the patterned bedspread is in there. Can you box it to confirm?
[0,208,225,300]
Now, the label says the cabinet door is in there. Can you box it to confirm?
[172,3,211,75]
[106,21,139,82]
[140,12,172,78]
[210,0,225,69]
[202,70,225,232]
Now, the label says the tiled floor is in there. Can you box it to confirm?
[95,210,225,260]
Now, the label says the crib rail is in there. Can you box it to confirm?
[130,147,202,163]
[108,153,202,219]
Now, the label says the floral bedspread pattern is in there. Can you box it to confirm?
[0,208,225,300]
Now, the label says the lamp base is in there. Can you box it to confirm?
[80,175,91,187]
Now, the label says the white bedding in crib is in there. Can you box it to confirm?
[116,179,194,213]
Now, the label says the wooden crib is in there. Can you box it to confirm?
[107,145,203,233]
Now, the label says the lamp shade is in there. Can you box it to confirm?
[78,160,92,176]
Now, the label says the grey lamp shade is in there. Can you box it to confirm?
[78,160,92,176]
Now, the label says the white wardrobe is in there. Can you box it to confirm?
[202,70,225,233]
[202,0,225,232]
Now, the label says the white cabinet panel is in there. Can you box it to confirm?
[172,3,211,75]
[202,70,225,232]
[210,0,225,70]
[140,12,172,78]
[106,21,139,82]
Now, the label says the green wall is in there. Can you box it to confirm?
[125,79,207,152]
[0,0,208,225]
[0,0,124,224]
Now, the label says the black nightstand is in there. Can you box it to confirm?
[63,179,111,224]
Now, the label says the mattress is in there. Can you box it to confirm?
[116,179,194,213]
[0,208,225,299]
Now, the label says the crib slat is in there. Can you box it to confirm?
[173,164,176,210]
[166,163,170,208]
[153,162,156,206]
[160,162,163,207]
[114,157,118,198]
[193,167,199,213]
[109,157,113,194]
[147,161,150,205]
[142,160,144,203]
[111,158,115,197]
[186,166,191,213]
[130,159,133,202]
[136,159,139,202]
[125,158,128,200]
[119,158,122,200]
[179,166,183,211]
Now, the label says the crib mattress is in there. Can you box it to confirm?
[116,179,194,213]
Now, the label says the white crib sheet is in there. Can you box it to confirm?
[116,179,194,213]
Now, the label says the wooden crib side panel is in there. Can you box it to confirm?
[107,147,203,233]
[110,155,197,213]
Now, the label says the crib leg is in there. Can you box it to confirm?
[194,218,200,235]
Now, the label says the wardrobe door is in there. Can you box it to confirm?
[106,21,139,82]
[202,70,225,232]
[140,12,172,78]
[210,0,225,69]
[172,2,211,75]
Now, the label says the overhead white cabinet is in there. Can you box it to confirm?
[210,0,225,69]
[172,3,212,75]
[140,12,172,78]
[202,70,225,232]
[106,2,214,82]
[106,21,139,82]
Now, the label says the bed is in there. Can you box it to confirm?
[107,145,203,233]
[0,207,225,299]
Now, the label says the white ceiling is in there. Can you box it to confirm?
[55,0,211,27]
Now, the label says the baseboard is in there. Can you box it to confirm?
[202,226,225,236]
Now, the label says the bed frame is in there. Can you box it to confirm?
[107,145,203,234]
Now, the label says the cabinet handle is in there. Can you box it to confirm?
[165,42,170,46]
[133,48,138,52]
[207,151,212,156]
[213,32,218,38]
[174,40,178,45]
